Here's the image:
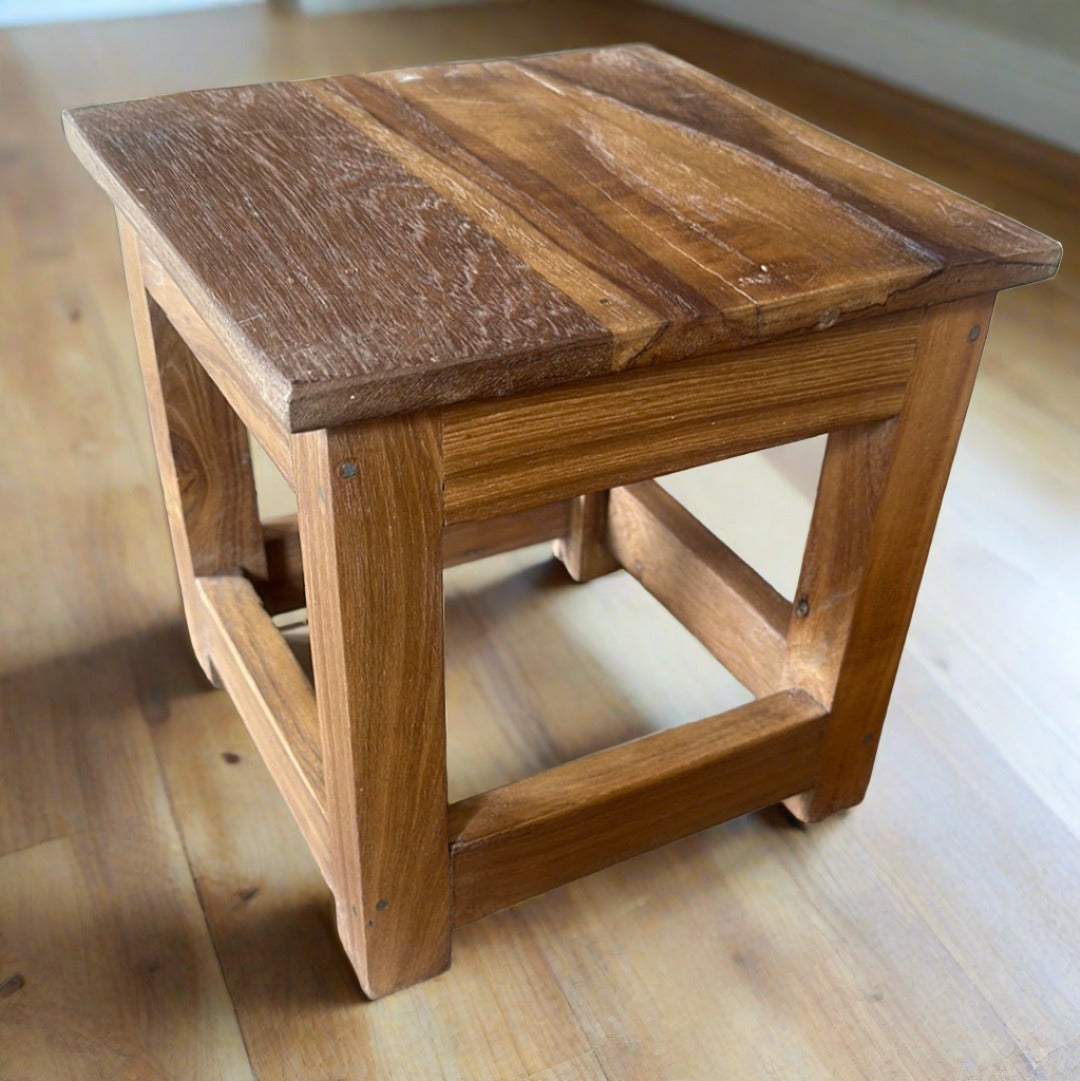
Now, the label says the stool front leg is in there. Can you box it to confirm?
[785,294,994,822]
[293,413,451,998]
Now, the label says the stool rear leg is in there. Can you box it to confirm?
[785,295,993,822]
[293,414,451,998]
[118,215,266,680]
[554,492,619,581]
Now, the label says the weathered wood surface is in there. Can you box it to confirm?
[63,44,1060,430]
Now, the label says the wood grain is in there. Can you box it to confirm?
[442,499,572,568]
[442,311,919,522]
[449,689,827,925]
[785,294,994,821]
[63,44,1059,430]
[607,480,790,696]
[196,575,330,882]
[118,215,265,678]
[782,420,897,708]
[293,414,451,998]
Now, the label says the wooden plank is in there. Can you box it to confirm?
[293,413,450,998]
[137,240,294,486]
[255,499,574,615]
[444,498,572,567]
[449,689,827,925]
[63,46,1059,430]
[443,312,919,522]
[118,215,266,679]
[552,493,619,582]
[784,294,994,821]
[195,575,330,883]
[607,481,790,697]
[515,46,1061,304]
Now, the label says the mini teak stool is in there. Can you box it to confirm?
[65,46,1060,998]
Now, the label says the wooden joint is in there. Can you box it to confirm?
[448,689,827,925]
[607,481,790,697]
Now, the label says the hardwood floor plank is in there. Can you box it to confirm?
[864,659,1080,1059]
[519,813,1028,1081]
[0,828,254,1081]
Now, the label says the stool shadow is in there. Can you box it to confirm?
[0,604,799,1025]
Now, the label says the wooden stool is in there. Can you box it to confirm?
[64,45,1060,998]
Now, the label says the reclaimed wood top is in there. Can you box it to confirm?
[63,44,1061,431]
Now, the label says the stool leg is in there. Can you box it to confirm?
[554,492,619,581]
[785,295,993,822]
[118,216,265,680]
[293,414,451,998]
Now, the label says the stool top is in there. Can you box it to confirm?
[64,45,1060,431]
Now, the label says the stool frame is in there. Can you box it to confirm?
[118,214,993,998]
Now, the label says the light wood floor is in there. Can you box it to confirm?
[2,3,1078,1078]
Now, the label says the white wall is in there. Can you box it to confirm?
[0,0,257,26]
[661,0,1080,153]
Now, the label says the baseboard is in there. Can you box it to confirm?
[278,0,491,13]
